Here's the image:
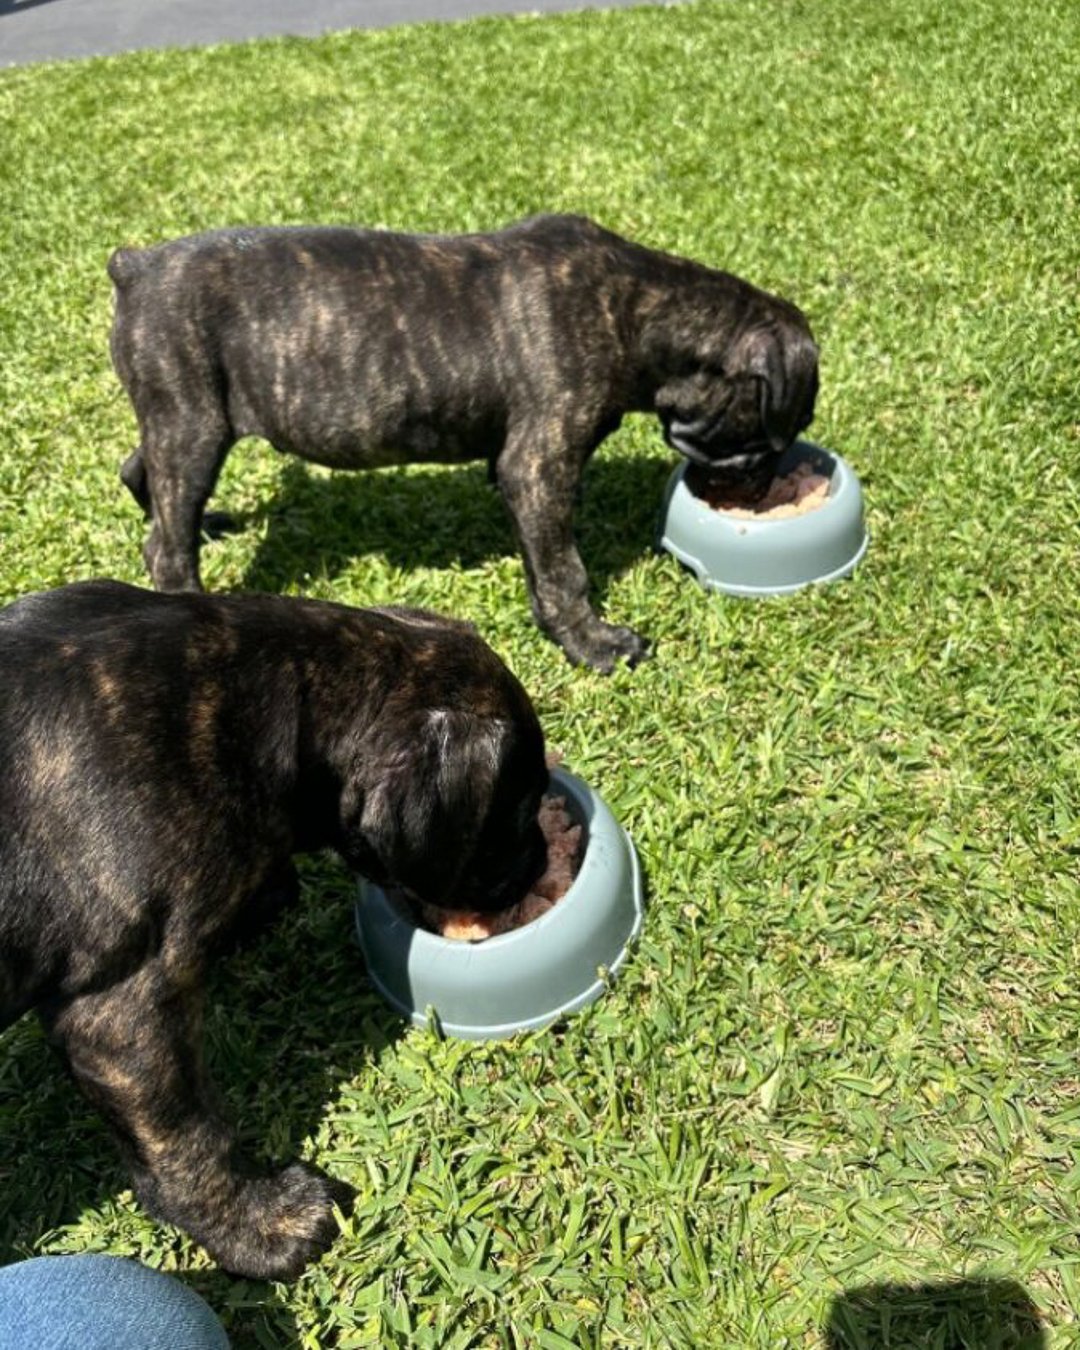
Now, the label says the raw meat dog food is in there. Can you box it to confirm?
[695,461,830,519]
[417,797,583,941]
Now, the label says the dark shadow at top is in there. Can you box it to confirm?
[0,0,65,17]
[825,1279,1047,1350]
[239,451,675,607]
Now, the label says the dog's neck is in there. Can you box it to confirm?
[626,254,767,405]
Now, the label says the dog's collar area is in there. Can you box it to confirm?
[667,431,779,474]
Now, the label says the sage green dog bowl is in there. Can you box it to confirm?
[354,768,644,1040]
[658,441,868,596]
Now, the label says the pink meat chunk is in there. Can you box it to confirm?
[694,461,831,519]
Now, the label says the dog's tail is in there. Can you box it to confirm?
[107,248,149,388]
[107,246,148,288]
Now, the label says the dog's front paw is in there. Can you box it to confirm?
[202,1163,354,1281]
[560,621,651,673]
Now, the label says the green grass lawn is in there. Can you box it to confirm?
[2,0,1079,1343]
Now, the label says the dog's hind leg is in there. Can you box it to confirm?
[120,447,151,516]
[140,420,233,592]
[42,963,352,1280]
[121,445,237,541]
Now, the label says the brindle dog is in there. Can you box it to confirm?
[0,580,548,1279]
[108,214,819,671]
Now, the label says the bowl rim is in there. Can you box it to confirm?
[658,441,868,596]
[354,767,644,1037]
[668,441,856,533]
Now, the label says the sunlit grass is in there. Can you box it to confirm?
[2,0,1079,1343]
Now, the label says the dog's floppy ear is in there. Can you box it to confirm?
[738,321,819,453]
[356,708,506,905]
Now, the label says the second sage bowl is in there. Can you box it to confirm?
[658,440,868,596]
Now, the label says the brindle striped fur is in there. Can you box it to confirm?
[0,580,547,1277]
[109,214,818,671]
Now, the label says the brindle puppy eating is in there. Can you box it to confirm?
[108,213,819,671]
[0,580,548,1279]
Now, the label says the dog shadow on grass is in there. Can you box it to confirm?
[0,856,404,1350]
[824,1278,1047,1349]
[239,451,675,601]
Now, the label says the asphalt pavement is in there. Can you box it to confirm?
[0,0,653,66]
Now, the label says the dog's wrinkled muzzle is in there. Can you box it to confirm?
[664,414,779,467]
[663,414,719,465]
[664,417,782,493]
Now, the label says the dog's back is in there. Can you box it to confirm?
[107,216,634,465]
[0,581,277,1027]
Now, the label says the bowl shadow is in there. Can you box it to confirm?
[237,450,674,603]
[0,855,404,1349]
[824,1278,1047,1349]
